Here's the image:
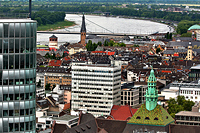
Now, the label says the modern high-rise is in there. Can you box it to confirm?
[71,61,121,117]
[0,19,37,132]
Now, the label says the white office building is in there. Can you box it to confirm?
[71,61,121,117]
[161,82,200,103]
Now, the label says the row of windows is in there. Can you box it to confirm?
[74,74,113,78]
[0,85,35,93]
[74,82,120,87]
[0,100,35,110]
[5,121,35,132]
[0,78,36,86]
[121,96,139,100]
[3,92,35,101]
[72,78,121,82]
[0,23,36,38]
[2,108,35,117]
[73,91,113,96]
[121,91,139,96]
[1,69,35,80]
[176,115,200,121]
[121,101,138,105]
[87,109,110,113]
[0,54,36,69]
[72,69,121,73]
[73,95,113,100]
[181,90,200,96]
[0,38,36,54]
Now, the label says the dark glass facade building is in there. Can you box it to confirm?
[0,19,37,132]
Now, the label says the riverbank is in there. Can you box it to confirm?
[37,20,76,31]
[81,13,176,33]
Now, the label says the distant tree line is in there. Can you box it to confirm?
[32,10,65,26]
[177,20,200,35]
[86,40,126,51]
[2,3,200,22]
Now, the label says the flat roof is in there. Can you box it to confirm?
[53,114,78,121]
[190,64,200,70]
[176,111,200,117]
[162,89,178,92]
[0,19,36,23]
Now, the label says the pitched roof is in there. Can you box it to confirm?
[63,103,70,110]
[80,14,86,33]
[96,118,127,133]
[50,34,58,38]
[79,113,95,125]
[48,60,62,67]
[64,119,97,133]
[52,123,68,133]
[109,105,138,121]
[128,104,174,126]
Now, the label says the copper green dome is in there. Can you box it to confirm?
[188,24,200,31]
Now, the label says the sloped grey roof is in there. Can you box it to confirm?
[163,50,174,54]
[167,41,200,47]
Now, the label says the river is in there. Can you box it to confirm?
[37,14,173,45]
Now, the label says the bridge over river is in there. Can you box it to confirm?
[37,31,149,37]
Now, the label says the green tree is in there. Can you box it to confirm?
[104,40,109,46]
[97,41,102,46]
[167,96,195,118]
[156,48,161,54]
[180,32,192,37]
[133,44,139,47]
[45,83,51,91]
[86,40,92,51]
[119,42,126,47]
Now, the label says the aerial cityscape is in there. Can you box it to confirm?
[0,0,200,133]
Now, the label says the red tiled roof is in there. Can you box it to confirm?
[49,48,57,51]
[63,103,70,110]
[110,105,138,121]
[49,60,62,67]
[63,56,71,61]
[174,53,179,57]
[161,70,172,73]
[64,51,69,54]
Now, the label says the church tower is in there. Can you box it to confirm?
[80,13,86,45]
[128,68,174,132]
[145,68,158,111]
[186,42,193,60]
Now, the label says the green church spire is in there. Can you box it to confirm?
[145,68,158,111]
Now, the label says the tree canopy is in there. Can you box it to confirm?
[167,96,195,118]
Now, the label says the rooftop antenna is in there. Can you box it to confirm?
[29,0,32,19]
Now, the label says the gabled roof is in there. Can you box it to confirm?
[128,104,174,126]
[48,60,62,67]
[64,118,97,133]
[109,105,138,121]
[50,34,57,38]
[52,123,68,133]
[96,118,127,133]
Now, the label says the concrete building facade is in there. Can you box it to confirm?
[71,62,121,117]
